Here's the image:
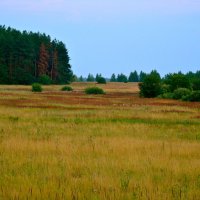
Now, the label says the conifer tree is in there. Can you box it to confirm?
[87,73,95,82]
[51,50,58,81]
[128,71,139,82]
[110,73,116,82]
[38,43,49,76]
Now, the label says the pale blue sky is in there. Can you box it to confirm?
[1,0,200,77]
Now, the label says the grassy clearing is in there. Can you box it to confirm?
[0,83,200,199]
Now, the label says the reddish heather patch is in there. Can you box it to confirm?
[0,91,200,109]
[158,110,192,113]
[192,115,200,119]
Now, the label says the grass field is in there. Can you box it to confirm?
[0,82,200,200]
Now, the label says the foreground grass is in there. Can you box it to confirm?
[0,83,200,200]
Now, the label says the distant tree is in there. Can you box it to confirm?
[139,71,162,97]
[139,71,147,82]
[117,73,128,82]
[56,41,72,84]
[192,78,200,91]
[128,71,139,82]
[78,76,84,82]
[87,73,95,82]
[0,64,9,84]
[95,73,102,82]
[38,43,49,77]
[71,74,78,82]
[50,49,58,81]
[185,71,196,81]
[186,71,200,88]
[110,73,116,82]
[163,73,191,91]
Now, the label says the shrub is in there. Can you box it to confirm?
[32,83,42,92]
[173,88,191,100]
[97,77,106,84]
[190,91,200,102]
[139,71,162,98]
[158,92,174,99]
[61,86,73,91]
[183,91,200,102]
[85,87,105,94]
[160,84,171,94]
[38,75,52,85]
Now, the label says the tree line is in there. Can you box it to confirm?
[75,71,147,83]
[0,25,73,84]
[139,70,200,101]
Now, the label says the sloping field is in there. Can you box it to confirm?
[0,83,200,200]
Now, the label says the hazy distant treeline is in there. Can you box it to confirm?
[74,71,146,83]
[75,70,200,83]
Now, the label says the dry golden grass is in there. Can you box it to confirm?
[0,83,200,200]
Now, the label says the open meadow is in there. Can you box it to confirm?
[0,82,200,200]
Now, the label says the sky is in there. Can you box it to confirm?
[0,0,200,77]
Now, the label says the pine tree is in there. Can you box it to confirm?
[95,73,102,82]
[117,73,128,82]
[50,50,58,81]
[139,71,147,82]
[87,73,95,82]
[38,43,49,76]
[128,71,139,82]
[110,73,116,82]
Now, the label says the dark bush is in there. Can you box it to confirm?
[61,86,73,91]
[139,71,162,98]
[38,75,52,85]
[85,87,105,94]
[183,91,200,102]
[173,88,191,100]
[32,83,42,92]
[97,77,106,84]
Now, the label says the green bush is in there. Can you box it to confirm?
[158,92,174,99]
[183,91,200,102]
[32,83,42,92]
[97,77,106,84]
[173,88,191,100]
[161,84,171,94]
[190,91,200,102]
[61,86,73,91]
[85,87,105,94]
[38,75,52,85]
[139,71,162,98]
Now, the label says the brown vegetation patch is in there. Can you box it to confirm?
[159,109,192,113]
[0,87,200,110]
[191,115,200,119]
